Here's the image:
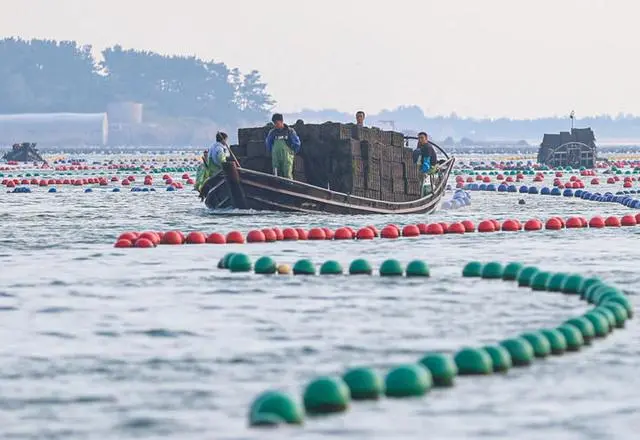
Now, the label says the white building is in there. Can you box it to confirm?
[0,113,108,146]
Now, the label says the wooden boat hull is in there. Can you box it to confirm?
[200,157,455,215]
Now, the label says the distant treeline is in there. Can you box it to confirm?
[287,106,640,142]
[0,38,274,124]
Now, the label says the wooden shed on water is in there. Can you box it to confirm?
[537,127,597,168]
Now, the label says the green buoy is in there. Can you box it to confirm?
[564,317,595,344]
[483,345,512,372]
[320,260,343,275]
[584,282,606,303]
[601,295,633,318]
[462,261,483,277]
[342,367,383,400]
[539,329,567,355]
[384,364,432,397]
[546,273,568,292]
[255,256,277,274]
[530,272,552,291]
[453,348,492,375]
[595,289,624,306]
[293,259,316,275]
[502,262,524,280]
[499,338,534,366]
[418,353,457,386]
[600,303,628,328]
[349,258,373,275]
[582,312,610,337]
[221,252,237,269]
[249,390,303,425]
[229,253,252,272]
[379,259,404,276]
[593,307,616,330]
[302,376,350,414]
[561,274,585,294]
[406,260,430,277]
[250,413,285,427]
[517,266,540,287]
[481,262,504,279]
[520,331,551,358]
[556,324,584,351]
[579,277,602,299]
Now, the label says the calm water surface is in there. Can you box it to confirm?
[0,169,638,440]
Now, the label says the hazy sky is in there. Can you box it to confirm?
[2,0,638,118]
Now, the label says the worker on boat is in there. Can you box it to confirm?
[265,113,301,179]
[355,110,366,126]
[412,132,439,196]
[195,132,230,194]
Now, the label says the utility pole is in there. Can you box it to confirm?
[570,110,575,131]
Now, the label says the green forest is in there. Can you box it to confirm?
[0,38,274,124]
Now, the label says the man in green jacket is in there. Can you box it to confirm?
[265,113,302,179]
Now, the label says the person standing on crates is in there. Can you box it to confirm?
[265,113,301,179]
[412,131,438,196]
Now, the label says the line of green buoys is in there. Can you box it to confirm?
[247,261,633,428]
[218,253,431,277]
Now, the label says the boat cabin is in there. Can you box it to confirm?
[537,127,597,168]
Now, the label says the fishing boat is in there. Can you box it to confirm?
[2,142,46,163]
[198,137,454,215]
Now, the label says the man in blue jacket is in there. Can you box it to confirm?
[265,113,301,179]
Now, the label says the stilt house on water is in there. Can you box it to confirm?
[537,127,597,168]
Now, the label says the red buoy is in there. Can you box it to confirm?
[247,230,267,243]
[134,237,155,248]
[139,231,161,245]
[605,216,621,227]
[226,231,245,243]
[261,229,277,242]
[282,228,299,240]
[447,222,465,234]
[366,225,379,237]
[501,219,519,232]
[478,220,495,233]
[334,227,353,240]
[438,222,450,231]
[426,223,444,235]
[524,219,542,231]
[621,214,637,226]
[296,228,308,240]
[591,178,599,185]
[114,239,132,248]
[635,213,640,224]
[118,231,138,242]
[161,230,183,245]
[565,217,582,229]
[402,224,420,237]
[322,228,335,240]
[272,227,284,241]
[308,228,326,240]
[416,223,429,234]
[490,219,501,231]
[346,227,357,238]
[461,220,475,232]
[589,216,605,228]
[381,225,399,239]
[356,227,375,240]
[206,232,226,244]
[545,218,562,230]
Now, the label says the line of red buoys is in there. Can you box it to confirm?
[113,213,640,247]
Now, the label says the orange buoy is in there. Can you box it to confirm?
[501,219,519,232]
[114,239,132,248]
[334,227,353,240]
[296,228,308,240]
[206,232,226,244]
[605,216,621,227]
[524,219,542,231]
[185,231,206,244]
[162,230,183,245]
[134,237,155,248]
[402,224,420,237]
[226,231,245,244]
[447,222,465,234]
[381,225,400,239]
[545,218,562,230]
[247,230,266,243]
[356,227,375,240]
[308,228,326,240]
[461,220,475,232]
[621,215,637,226]
[589,216,605,228]
[426,223,444,235]
[565,217,582,229]
[282,228,299,241]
